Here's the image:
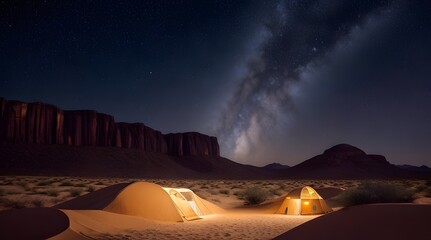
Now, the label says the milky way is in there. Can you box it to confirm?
[1,1,430,166]
[215,0,431,166]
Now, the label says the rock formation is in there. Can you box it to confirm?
[0,97,219,157]
[285,143,407,179]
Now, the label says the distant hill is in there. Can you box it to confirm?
[262,163,290,170]
[397,164,431,173]
[284,144,428,179]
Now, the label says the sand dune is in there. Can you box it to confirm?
[0,207,69,239]
[274,203,431,240]
[54,183,130,210]
[51,209,316,240]
[48,182,327,239]
[2,180,428,239]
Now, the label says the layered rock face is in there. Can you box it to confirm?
[164,133,219,156]
[0,98,219,156]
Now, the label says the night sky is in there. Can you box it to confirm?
[1,1,430,167]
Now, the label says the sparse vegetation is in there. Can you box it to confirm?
[87,185,96,192]
[69,188,83,197]
[31,199,43,207]
[15,181,28,189]
[60,181,73,186]
[0,181,12,186]
[0,197,26,209]
[219,189,230,195]
[269,188,282,196]
[0,177,428,212]
[46,190,59,197]
[6,190,20,195]
[37,180,52,186]
[243,187,268,205]
[338,182,414,207]
[415,185,427,193]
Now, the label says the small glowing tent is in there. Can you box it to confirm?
[104,182,221,222]
[276,186,332,215]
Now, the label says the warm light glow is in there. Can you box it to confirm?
[304,201,309,205]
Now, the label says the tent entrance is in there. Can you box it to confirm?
[165,188,202,220]
[180,191,202,216]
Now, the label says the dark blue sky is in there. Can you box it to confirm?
[1,0,430,166]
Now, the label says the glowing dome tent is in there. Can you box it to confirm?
[276,186,332,215]
[104,182,222,222]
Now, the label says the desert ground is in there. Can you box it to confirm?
[0,176,430,239]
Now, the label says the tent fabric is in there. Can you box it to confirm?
[276,186,332,215]
[164,188,201,221]
[104,182,184,222]
[104,182,220,222]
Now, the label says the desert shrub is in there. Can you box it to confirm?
[74,183,86,187]
[424,187,431,197]
[277,183,286,190]
[0,189,4,196]
[0,198,26,209]
[31,199,43,207]
[242,186,268,205]
[219,189,230,195]
[402,181,414,188]
[87,185,96,192]
[230,184,243,189]
[415,185,427,193]
[37,180,53,186]
[233,191,244,199]
[269,188,282,196]
[95,181,105,185]
[68,188,83,197]
[0,181,12,186]
[60,181,73,186]
[338,182,414,207]
[46,190,59,197]
[208,189,218,195]
[425,179,431,187]
[15,181,28,189]
[6,190,20,195]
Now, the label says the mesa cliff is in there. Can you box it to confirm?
[0,98,219,157]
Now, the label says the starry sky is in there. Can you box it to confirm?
[1,0,430,167]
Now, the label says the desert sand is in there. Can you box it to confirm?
[274,203,431,240]
[0,179,323,239]
[49,181,318,239]
[1,177,430,239]
[51,209,316,240]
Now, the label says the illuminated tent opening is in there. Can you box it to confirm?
[276,186,332,215]
[104,182,221,222]
[162,187,214,221]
